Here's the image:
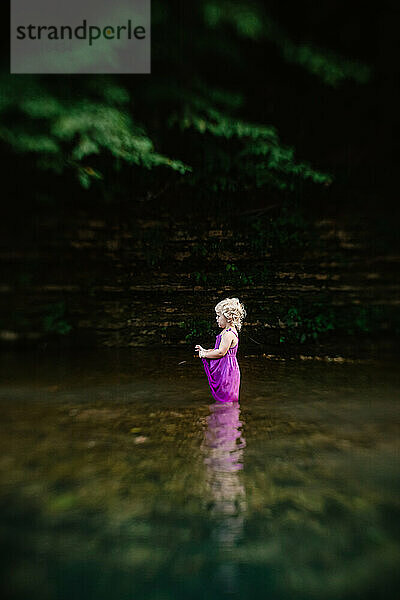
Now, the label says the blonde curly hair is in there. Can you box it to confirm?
[215,297,247,331]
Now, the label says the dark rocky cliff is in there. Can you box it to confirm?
[1,191,399,358]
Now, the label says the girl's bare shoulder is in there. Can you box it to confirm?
[222,327,238,338]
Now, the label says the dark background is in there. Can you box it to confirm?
[0,0,399,354]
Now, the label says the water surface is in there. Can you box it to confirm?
[0,349,399,600]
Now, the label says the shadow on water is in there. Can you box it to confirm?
[0,348,399,599]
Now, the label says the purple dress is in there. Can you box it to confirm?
[201,328,241,403]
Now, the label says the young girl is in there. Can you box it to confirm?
[195,297,247,403]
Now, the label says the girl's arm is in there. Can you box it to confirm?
[200,332,234,358]
[202,348,222,358]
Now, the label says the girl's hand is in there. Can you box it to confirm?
[194,344,206,357]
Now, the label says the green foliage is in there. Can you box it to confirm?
[202,1,372,86]
[281,43,371,87]
[280,305,335,343]
[135,224,170,267]
[244,203,314,254]
[191,243,210,258]
[0,1,372,196]
[189,262,270,288]
[225,263,255,285]
[193,271,208,284]
[204,1,265,40]
[279,302,390,344]
[178,318,215,342]
[168,90,333,192]
[6,300,72,338]
[42,301,72,335]
[51,101,190,174]
[0,74,191,190]
[269,205,311,246]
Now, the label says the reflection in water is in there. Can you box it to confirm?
[201,401,247,595]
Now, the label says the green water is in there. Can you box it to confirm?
[0,349,399,600]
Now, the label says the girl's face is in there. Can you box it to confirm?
[216,312,230,328]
